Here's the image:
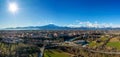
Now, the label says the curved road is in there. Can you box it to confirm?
[59,41,120,55]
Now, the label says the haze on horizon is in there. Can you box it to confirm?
[0,0,120,28]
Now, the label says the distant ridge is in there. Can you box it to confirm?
[3,24,120,30]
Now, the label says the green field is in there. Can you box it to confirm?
[89,41,103,48]
[44,49,72,57]
[107,42,120,50]
[100,37,108,41]
[88,36,108,48]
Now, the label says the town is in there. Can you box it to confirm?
[0,30,120,57]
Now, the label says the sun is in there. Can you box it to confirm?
[9,2,18,13]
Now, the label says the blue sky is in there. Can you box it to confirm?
[0,0,120,28]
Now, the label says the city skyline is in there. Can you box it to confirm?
[0,0,120,28]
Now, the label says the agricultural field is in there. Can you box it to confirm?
[0,42,39,57]
[44,49,73,57]
[106,37,120,50]
[88,36,109,49]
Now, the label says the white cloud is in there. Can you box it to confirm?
[67,21,117,28]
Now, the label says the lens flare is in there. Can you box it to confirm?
[9,2,18,13]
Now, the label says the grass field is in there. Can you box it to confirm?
[107,42,120,50]
[89,41,103,48]
[44,49,72,57]
[88,36,109,48]
[100,37,108,41]
[106,37,120,50]
[109,37,120,42]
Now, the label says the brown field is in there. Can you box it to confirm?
[109,37,120,42]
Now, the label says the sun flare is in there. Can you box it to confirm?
[9,2,18,13]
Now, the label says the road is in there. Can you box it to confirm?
[60,41,120,55]
[85,49,120,54]
[38,35,120,57]
[38,45,45,57]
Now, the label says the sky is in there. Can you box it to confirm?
[0,0,120,28]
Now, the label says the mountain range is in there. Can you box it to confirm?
[3,24,120,30]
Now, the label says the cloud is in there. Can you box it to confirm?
[67,21,115,28]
